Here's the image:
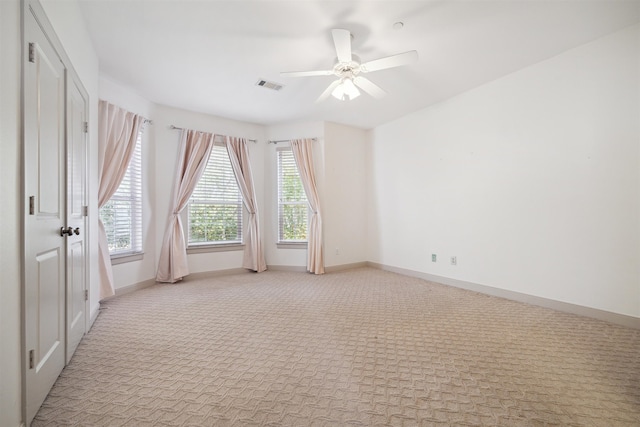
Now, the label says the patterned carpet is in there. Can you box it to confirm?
[34,268,640,426]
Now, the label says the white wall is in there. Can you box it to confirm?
[154,104,266,275]
[98,81,272,288]
[97,86,363,284]
[323,122,368,267]
[367,24,640,317]
[1,2,24,425]
[262,121,369,270]
[264,121,325,267]
[99,77,157,290]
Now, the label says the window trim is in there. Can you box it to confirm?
[110,252,144,265]
[276,242,308,249]
[100,130,143,259]
[186,243,244,254]
[277,146,309,244]
[183,142,244,251]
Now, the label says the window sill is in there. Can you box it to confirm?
[277,242,308,249]
[187,243,244,254]
[110,252,144,265]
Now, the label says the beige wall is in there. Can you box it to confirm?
[323,122,368,267]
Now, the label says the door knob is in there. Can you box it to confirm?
[60,226,73,236]
[73,227,80,235]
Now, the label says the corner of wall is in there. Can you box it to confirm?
[1,1,25,425]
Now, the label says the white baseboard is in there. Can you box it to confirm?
[107,264,369,298]
[367,262,640,330]
[325,262,368,273]
[111,278,157,297]
[89,304,100,330]
[108,268,252,297]
[266,262,368,273]
[266,265,307,272]
[183,268,250,280]
[96,262,640,330]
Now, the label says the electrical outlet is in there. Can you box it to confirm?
[450,256,457,266]
[431,254,437,262]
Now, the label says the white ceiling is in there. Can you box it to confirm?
[78,0,640,130]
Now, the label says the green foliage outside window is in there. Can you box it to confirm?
[278,149,308,241]
[99,132,142,255]
[187,144,243,246]
[280,203,307,241]
[99,199,133,251]
[189,203,241,244]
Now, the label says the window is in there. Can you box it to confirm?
[187,143,242,246]
[277,147,308,243]
[99,131,143,257]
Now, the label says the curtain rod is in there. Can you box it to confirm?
[268,137,318,144]
[170,125,257,143]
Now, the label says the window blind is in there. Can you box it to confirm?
[188,144,242,245]
[99,131,143,256]
[277,147,308,242]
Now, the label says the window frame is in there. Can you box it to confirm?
[276,146,309,248]
[99,130,144,263]
[182,141,245,252]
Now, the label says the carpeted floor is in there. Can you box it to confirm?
[34,268,640,426]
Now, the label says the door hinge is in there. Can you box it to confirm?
[29,349,34,369]
[82,206,88,217]
[28,43,35,63]
[84,290,88,301]
[83,122,88,133]
[29,196,35,215]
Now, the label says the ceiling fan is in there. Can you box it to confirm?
[281,29,418,102]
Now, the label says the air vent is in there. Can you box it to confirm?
[256,79,284,91]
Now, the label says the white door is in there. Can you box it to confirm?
[66,76,88,363]
[23,9,67,425]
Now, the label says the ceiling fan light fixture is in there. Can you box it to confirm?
[331,78,360,101]
[281,28,417,102]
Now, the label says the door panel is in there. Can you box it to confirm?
[35,41,62,217]
[66,76,88,362]
[24,9,66,424]
[35,247,63,369]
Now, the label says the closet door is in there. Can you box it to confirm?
[66,76,88,364]
[23,8,67,424]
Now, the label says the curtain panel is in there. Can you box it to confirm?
[290,139,325,274]
[97,100,144,300]
[226,137,267,272]
[156,130,215,283]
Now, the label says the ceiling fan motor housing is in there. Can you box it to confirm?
[333,55,362,77]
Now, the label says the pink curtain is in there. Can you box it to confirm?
[97,100,144,299]
[291,139,324,274]
[156,130,215,283]
[226,137,267,272]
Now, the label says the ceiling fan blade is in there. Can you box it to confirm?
[332,28,352,63]
[316,79,342,103]
[360,50,418,73]
[281,69,334,77]
[353,76,387,99]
